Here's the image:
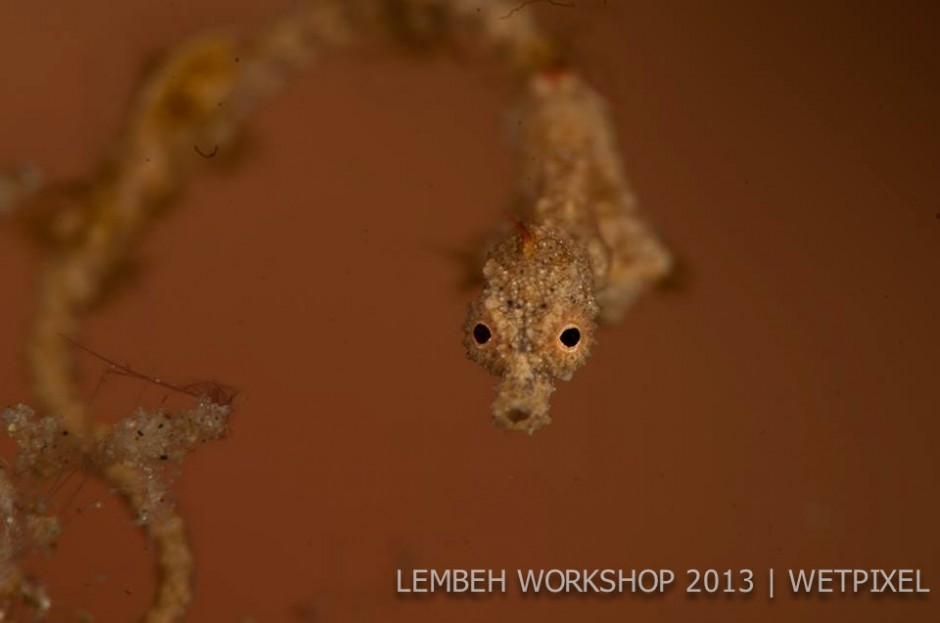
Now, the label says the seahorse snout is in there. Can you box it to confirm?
[491,373,556,434]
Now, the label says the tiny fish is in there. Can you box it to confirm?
[464,71,672,433]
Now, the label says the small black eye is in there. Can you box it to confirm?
[473,323,492,345]
[559,327,581,348]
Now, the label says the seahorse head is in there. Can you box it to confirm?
[464,223,599,433]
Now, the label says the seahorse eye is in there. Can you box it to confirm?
[559,326,581,349]
[473,322,492,345]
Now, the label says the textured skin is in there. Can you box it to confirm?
[465,72,672,433]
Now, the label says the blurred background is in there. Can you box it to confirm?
[0,1,937,621]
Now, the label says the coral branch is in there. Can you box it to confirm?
[1,0,605,619]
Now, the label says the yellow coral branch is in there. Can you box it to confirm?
[13,2,555,621]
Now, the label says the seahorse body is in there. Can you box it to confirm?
[464,71,672,433]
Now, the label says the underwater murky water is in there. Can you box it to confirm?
[0,1,937,621]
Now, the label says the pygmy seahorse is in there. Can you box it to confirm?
[464,70,672,434]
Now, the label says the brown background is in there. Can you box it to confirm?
[1,1,938,621]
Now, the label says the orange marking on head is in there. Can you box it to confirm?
[540,59,570,84]
[511,218,537,258]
